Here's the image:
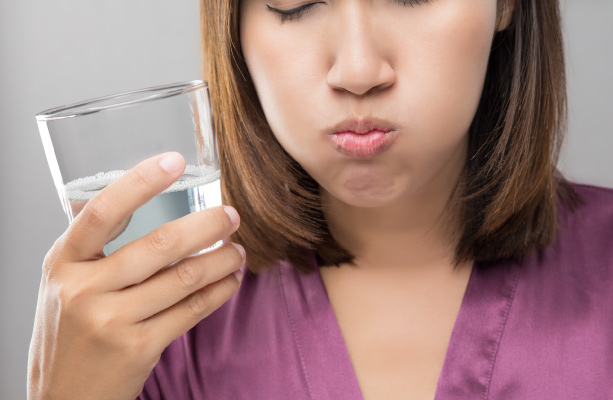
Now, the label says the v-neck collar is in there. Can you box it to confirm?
[278,252,520,400]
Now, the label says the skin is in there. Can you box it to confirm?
[240,0,514,269]
[27,153,245,399]
[240,0,514,398]
[27,1,516,398]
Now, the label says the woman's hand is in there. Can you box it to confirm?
[27,152,245,400]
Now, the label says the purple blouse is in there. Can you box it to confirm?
[138,183,613,399]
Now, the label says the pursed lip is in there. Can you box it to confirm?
[326,116,398,158]
[327,116,396,135]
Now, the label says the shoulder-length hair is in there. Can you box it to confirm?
[200,0,581,274]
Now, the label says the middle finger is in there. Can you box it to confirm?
[117,242,245,322]
[99,205,240,291]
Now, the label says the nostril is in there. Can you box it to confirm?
[327,61,396,96]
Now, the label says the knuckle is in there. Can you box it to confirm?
[146,226,177,256]
[208,207,232,233]
[187,290,212,316]
[56,281,86,310]
[129,167,157,192]
[223,243,244,269]
[83,196,112,228]
[42,241,62,276]
[113,325,148,358]
[87,309,119,340]
[43,234,73,270]
[224,271,242,292]
[175,258,201,290]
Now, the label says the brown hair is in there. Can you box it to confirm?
[200,0,581,274]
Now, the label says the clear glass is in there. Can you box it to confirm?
[36,80,222,255]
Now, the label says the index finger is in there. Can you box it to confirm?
[63,152,186,260]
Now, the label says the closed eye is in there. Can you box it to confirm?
[266,2,325,23]
[266,0,431,24]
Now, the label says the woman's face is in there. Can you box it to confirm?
[240,0,501,208]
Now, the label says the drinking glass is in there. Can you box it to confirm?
[36,80,222,255]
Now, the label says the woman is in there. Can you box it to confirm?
[28,0,613,399]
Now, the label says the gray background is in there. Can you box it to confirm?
[0,0,611,398]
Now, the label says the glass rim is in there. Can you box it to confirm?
[35,80,207,121]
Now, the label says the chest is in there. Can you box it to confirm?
[320,266,471,400]
[337,312,455,400]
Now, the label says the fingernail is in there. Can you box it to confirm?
[224,206,240,226]
[159,152,184,173]
[231,243,246,262]
[233,269,243,283]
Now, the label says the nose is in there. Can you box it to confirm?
[326,9,396,96]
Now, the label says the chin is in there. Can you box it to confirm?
[322,183,405,209]
[314,162,414,208]
[342,197,395,209]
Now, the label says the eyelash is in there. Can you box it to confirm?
[267,0,430,23]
